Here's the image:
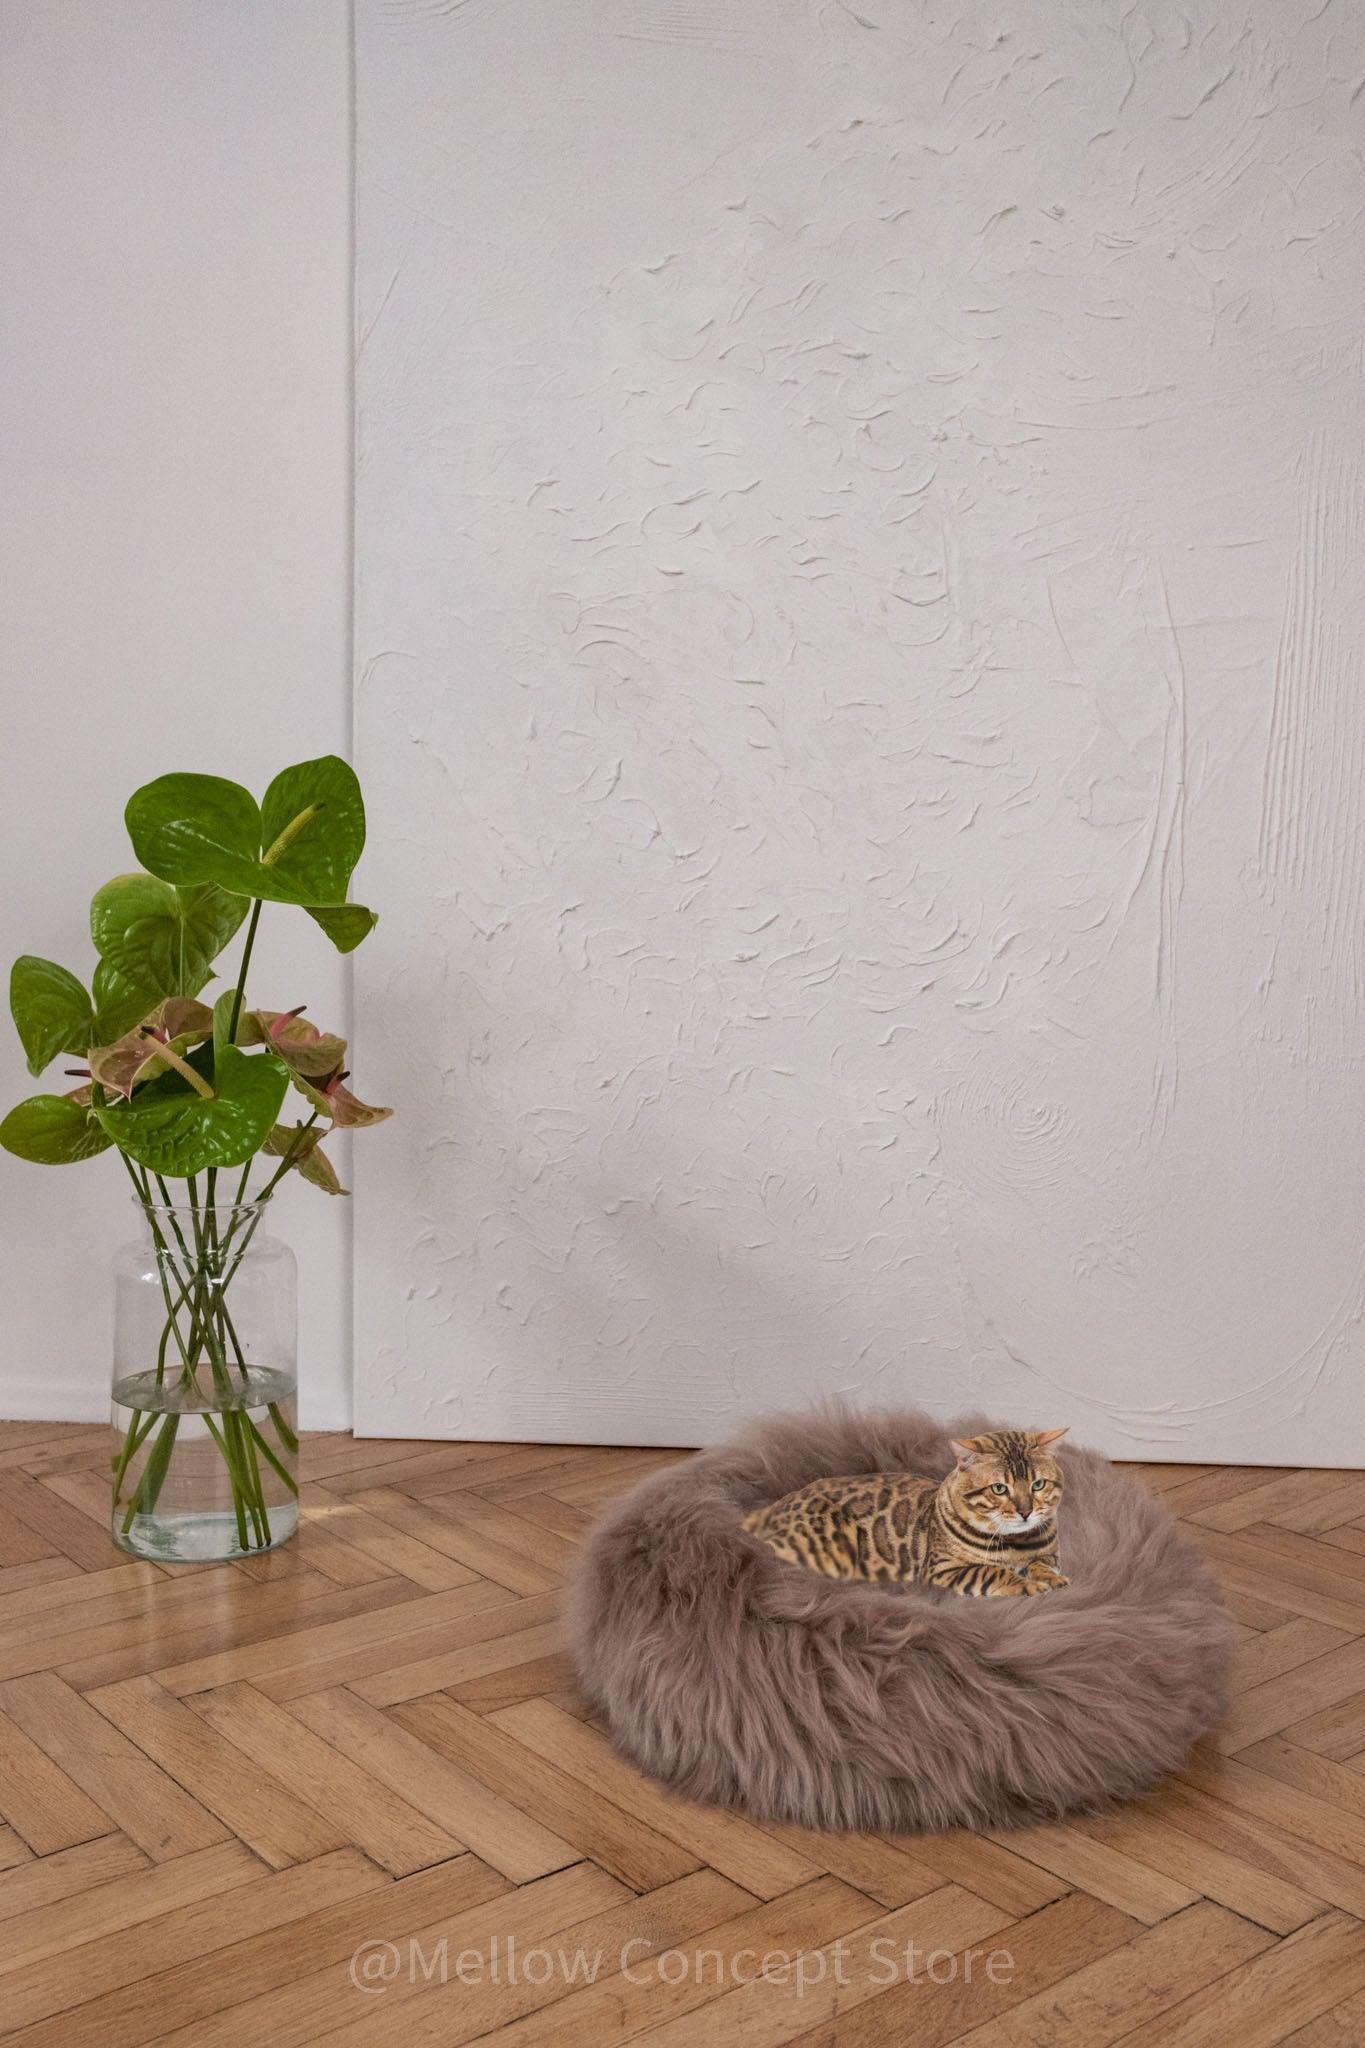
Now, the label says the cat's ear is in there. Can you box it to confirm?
[1030,1428,1069,1449]
[950,1437,985,1467]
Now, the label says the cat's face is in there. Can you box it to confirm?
[945,1428,1067,1536]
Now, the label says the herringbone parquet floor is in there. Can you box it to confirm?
[1,1426,1365,2044]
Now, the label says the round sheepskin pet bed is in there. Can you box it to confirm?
[567,1407,1233,1833]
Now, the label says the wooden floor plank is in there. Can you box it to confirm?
[350,1616,565,1707]
[1234,1619,1357,1692]
[52,1575,424,1694]
[187,1680,467,1876]
[1073,1796,1323,1934]
[0,1823,33,1870]
[320,1443,575,1500]
[1218,1637,1365,1752]
[391,1690,703,1891]
[948,1899,1272,2046]
[0,1558,85,1602]
[1182,1748,1365,1867]
[592,1882,1014,2048]
[1273,1479,1365,1535]
[152,1577,510,1698]
[362,1493,565,1595]
[83,1676,351,1869]
[0,1427,109,1475]
[674,1890,1123,2048]
[253,1586,553,1704]
[1284,1684,1365,1759]
[0,1705,115,1854]
[1192,1531,1365,1632]
[984,1817,1200,1924]
[1278,1984,1365,2046]
[488,1697,824,1900]
[0,1847,383,2037]
[0,1672,230,1860]
[0,1562,157,1631]
[288,1686,581,1882]
[152,1861,626,2048]
[1154,1778,1365,1918]
[443,1648,579,1715]
[0,1471,125,1572]
[303,1485,484,1591]
[0,1839,260,1980]
[472,1876,882,2048]
[755,1821,946,1911]
[1116,1909,1365,2048]
[317,1867,758,2048]
[0,1499,64,1570]
[888,1828,1070,1917]
[1188,1470,1360,1534]
[3,1852,508,2048]
[0,1834,148,1924]
[40,1468,117,1532]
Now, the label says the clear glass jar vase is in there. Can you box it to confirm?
[110,1198,299,1561]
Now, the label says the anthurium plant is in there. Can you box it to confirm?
[2,756,389,1553]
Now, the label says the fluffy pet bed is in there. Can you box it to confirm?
[568,1407,1232,1832]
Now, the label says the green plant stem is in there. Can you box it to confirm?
[203,1414,251,1549]
[267,1401,299,1454]
[238,1416,269,1541]
[122,1412,179,1532]
[208,898,262,1266]
[111,1409,158,1502]
[255,1114,321,1203]
[186,1179,267,1543]
[247,1418,298,1496]
[225,898,262,1045]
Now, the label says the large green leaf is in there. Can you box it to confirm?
[92,961,152,1045]
[0,1091,112,1164]
[258,758,365,905]
[94,1045,288,1176]
[125,757,365,907]
[89,874,246,1037]
[123,775,261,895]
[305,903,377,953]
[9,958,94,1076]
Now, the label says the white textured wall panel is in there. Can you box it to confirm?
[354,0,1365,1460]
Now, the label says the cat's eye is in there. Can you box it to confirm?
[990,1483,1007,1495]
[1031,1478,1046,1491]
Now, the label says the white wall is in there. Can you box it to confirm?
[353,0,1365,1462]
[0,1,354,1426]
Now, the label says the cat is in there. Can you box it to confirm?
[742,1428,1069,1596]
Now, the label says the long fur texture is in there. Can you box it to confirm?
[567,1406,1233,1832]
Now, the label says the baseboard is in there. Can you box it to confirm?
[0,1379,107,1423]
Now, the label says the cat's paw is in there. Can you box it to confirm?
[1019,1562,1069,1595]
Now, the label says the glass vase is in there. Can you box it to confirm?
[110,1198,299,1561]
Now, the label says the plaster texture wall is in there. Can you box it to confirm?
[356,0,1363,1459]
[0,1,354,1425]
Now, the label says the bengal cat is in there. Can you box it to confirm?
[742,1429,1069,1596]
